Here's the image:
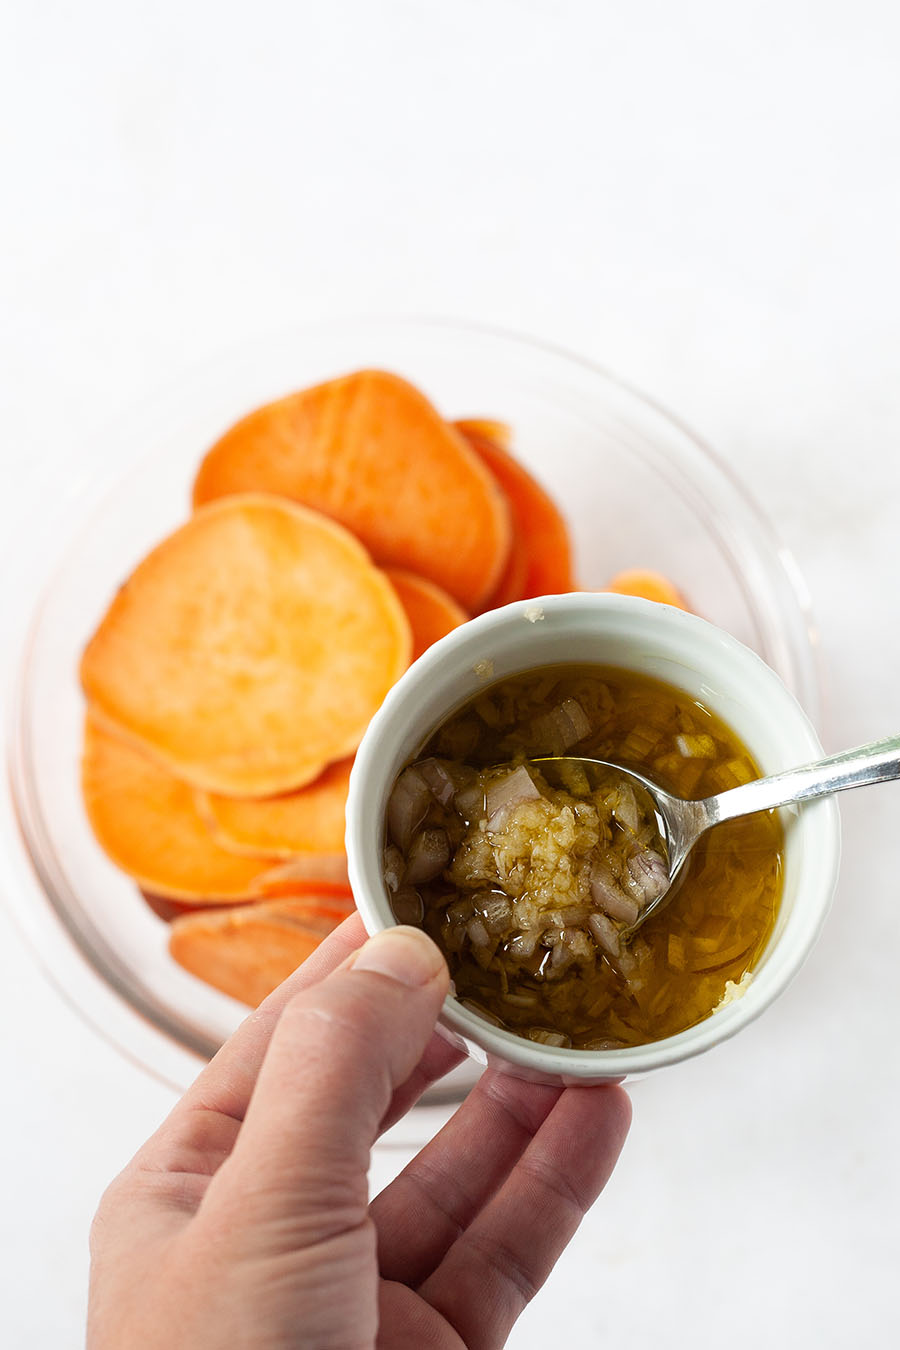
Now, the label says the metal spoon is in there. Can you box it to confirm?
[535,733,900,933]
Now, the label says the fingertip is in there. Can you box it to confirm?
[565,1080,633,1153]
[608,1079,632,1117]
[352,925,449,991]
[596,1082,633,1156]
[612,1081,633,1135]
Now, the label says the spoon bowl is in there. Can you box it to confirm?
[533,755,704,930]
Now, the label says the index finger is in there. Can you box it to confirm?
[129,912,369,1188]
[181,911,370,1122]
[139,913,462,1174]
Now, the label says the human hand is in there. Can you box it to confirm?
[88,915,630,1349]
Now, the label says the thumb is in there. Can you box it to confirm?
[205,925,450,1244]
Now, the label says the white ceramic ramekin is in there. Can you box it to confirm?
[346,594,840,1085]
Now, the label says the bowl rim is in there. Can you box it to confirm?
[346,592,841,1081]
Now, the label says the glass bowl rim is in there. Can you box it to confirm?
[2,314,822,1094]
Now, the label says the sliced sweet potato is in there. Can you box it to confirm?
[82,715,277,901]
[477,525,529,610]
[196,757,353,863]
[192,370,512,610]
[455,419,575,607]
[140,892,194,923]
[245,890,355,924]
[256,873,355,902]
[604,568,690,610]
[169,897,348,1005]
[454,419,527,607]
[384,567,468,662]
[454,417,513,451]
[81,495,412,796]
[141,879,354,921]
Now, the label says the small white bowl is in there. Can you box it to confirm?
[346,594,840,1085]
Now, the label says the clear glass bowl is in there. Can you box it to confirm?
[2,318,819,1103]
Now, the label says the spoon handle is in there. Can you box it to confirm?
[704,734,900,826]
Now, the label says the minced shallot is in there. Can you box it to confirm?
[485,765,542,829]
[386,755,668,996]
[387,766,431,852]
[403,828,450,885]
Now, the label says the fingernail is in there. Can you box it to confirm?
[353,926,444,988]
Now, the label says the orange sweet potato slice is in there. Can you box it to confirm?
[384,567,468,661]
[255,890,355,922]
[81,495,412,796]
[453,421,527,607]
[196,758,353,864]
[141,892,194,923]
[169,897,348,1005]
[192,370,511,610]
[455,419,575,607]
[604,568,690,610]
[478,525,529,609]
[82,715,278,901]
[255,874,355,902]
[141,879,354,922]
[454,417,513,451]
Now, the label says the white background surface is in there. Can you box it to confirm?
[2,2,899,1346]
